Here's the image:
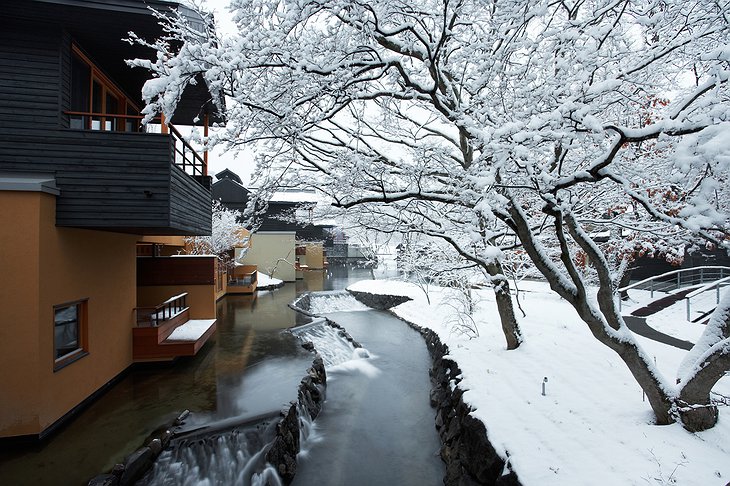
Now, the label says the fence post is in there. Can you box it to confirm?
[686,298,691,321]
[651,279,654,298]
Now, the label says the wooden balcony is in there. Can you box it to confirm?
[227,265,258,294]
[0,126,211,236]
[133,293,216,361]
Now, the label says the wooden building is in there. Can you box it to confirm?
[0,0,221,442]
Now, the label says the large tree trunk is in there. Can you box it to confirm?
[502,200,676,425]
[486,261,522,350]
[618,266,633,301]
[676,298,730,431]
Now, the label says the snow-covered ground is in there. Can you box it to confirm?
[347,279,730,486]
[257,273,283,288]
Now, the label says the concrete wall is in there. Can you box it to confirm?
[299,243,325,270]
[241,232,296,282]
[0,191,137,438]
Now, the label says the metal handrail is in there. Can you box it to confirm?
[618,266,730,311]
[685,276,730,321]
[619,266,730,294]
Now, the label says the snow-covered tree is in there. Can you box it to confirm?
[132,0,730,430]
[186,200,246,261]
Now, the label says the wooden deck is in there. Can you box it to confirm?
[132,309,216,361]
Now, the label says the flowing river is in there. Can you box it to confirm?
[0,265,444,485]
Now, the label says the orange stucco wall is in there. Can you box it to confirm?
[0,191,137,438]
[138,235,186,246]
[0,191,42,436]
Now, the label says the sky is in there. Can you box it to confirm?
[198,0,255,184]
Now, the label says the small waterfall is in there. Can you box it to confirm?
[140,316,369,486]
[307,292,369,314]
[296,391,322,459]
[289,320,363,367]
[139,417,279,486]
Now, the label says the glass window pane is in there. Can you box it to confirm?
[92,81,102,113]
[54,305,79,359]
[70,55,90,112]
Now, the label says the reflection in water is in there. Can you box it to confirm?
[0,265,397,486]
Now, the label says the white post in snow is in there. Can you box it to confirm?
[542,377,548,396]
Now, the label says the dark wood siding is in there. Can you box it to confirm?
[0,129,211,235]
[138,257,216,286]
[169,165,213,235]
[1,7,212,236]
[0,21,63,130]
[59,30,73,129]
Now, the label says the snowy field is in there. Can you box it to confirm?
[347,279,730,486]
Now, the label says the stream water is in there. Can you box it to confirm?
[293,309,445,486]
[0,265,443,485]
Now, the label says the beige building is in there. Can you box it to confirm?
[239,231,297,282]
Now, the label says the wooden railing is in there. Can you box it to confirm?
[168,124,207,178]
[63,111,207,178]
[136,292,188,327]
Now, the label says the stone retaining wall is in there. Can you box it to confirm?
[348,289,522,486]
[347,289,412,310]
[266,354,327,484]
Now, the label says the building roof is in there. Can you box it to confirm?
[269,190,321,204]
[215,168,243,185]
[8,0,223,124]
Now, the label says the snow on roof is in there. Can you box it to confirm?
[269,190,324,203]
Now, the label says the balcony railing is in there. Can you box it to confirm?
[229,270,258,287]
[136,292,188,327]
[64,111,207,179]
[168,123,207,178]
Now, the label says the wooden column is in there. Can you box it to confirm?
[203,113,209,176]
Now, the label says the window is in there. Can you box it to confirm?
[53,299,88,371]
[68,45,141,132]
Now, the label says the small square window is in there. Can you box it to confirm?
[54,299,88,371]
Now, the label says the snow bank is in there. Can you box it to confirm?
[258,273,283,288]
[348,279,730,486]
